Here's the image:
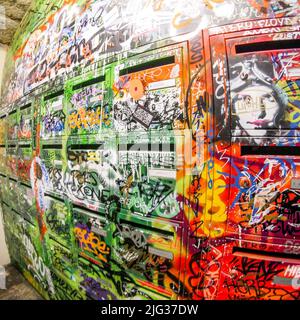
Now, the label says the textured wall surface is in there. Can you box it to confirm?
[0,0,32,45]
[0,0,299,301]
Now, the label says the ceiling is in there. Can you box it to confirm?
[0,0,32,46]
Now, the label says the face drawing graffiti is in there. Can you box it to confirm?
[230,57,288,137]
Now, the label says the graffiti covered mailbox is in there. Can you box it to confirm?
[0,0,300,301]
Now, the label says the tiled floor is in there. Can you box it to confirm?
[0,264,43,300]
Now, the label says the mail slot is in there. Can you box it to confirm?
[17,143,32,183]
[226,138,300,246]
[48,238,76,280]
[18,182,36,224]
[40,142,65,197]
[217,241,300,300]
[4,227,23,267]
[44,195,73,247]
[18,103,33,140]
[77,257,116,300]
[115,131,184,221]
[2,206,24,267]
[112,44,186,132]
[226,35,300,135]
[50,268,85,300]
[111,211,183,299]
[40,90,66,140]
[73,205,111,269]
[2,201,24,240]
[241,145,300,157]
[67,69,112,137]
[22,219,55,298]
[1,202,16,235]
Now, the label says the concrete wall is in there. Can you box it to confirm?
[0,44,10,265]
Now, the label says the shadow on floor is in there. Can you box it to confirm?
[0,264,43,300]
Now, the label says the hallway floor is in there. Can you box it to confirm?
[0,264,43,300]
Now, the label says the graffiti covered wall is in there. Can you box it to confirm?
[0,0,300,300]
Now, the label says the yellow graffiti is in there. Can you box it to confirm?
[74,227,110,263]
[86,151,101,162]
[172,13,194,30]
[186,161,227,239]
[278,79,300,127]
[68,107,101,129]
[48,150,56,163]
[152,0,165,11]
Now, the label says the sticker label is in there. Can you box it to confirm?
[291,178,300,189]
[51,98,63,111]
[148,247,173,260]
[148,79,176,90]
[89,95,104,103]
[148,168,176,179]
[91,226,107,237]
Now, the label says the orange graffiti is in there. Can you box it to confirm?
[74,227,110,263]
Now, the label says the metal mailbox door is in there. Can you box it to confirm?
[40,142,65,197]
[18,182,36,224]
[6,144,18,178]
[7,108,18,142]
[2,203,24,266]
[67,68,112,137]
[44,196,73,247]
[217,240,300,300]
[7,178,20,212]
[210,29,300,246]
[73,206,111,270]
[48,238,75,280]
[18,103,33,140]
[17,143,32,183]
[77,257,116,300]
[112,44,187,132]
[40,90,66,140]
[50,269,85,300]
[111,212,184,299]
[1,202,15,235]
[65,135,116,211]
[21,219,55,297]
[115,131,184,221]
